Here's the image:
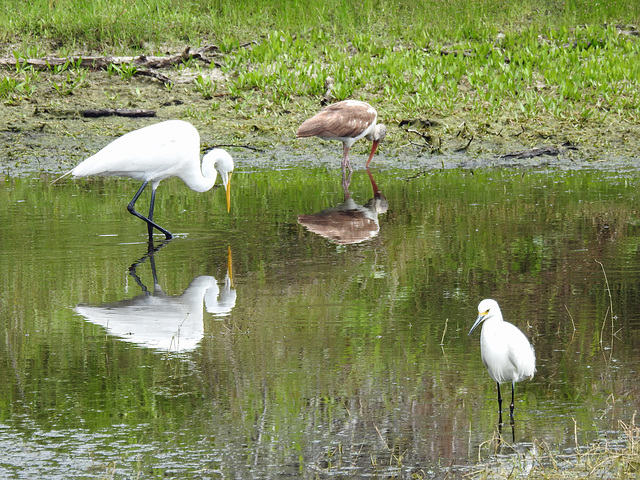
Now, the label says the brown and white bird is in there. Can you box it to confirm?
[297,100,387,173]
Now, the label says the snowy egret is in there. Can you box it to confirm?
[68,120,234,240]
[468,298,536,421]
[296,100,386,173]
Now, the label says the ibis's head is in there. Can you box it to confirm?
[365,124,387,167]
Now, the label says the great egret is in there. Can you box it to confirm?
[468,298,536,421]
[67,120,234,239]
[296,100,386,173]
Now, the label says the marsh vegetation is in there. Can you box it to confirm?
[2,0,640,168]
[2,1,640,478]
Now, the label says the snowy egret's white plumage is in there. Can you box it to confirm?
[70,120,233,239]
[469,298,536,420]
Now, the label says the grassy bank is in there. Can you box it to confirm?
[469,417,640,479]
[2,0,640,160]
[0,0,640,157]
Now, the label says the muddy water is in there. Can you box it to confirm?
[2,164,640,478]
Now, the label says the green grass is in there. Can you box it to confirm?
[2,0,640,157]
[215,23,640,128]
[3,1,640,121]
[2,0,640,53]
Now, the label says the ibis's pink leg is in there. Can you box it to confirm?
[341,142,353,174]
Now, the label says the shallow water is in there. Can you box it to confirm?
[1,165,640,478]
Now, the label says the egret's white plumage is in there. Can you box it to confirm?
[69,120,234,239]
[469,298,535,420]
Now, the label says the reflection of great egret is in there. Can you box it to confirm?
[298,169,388,245]
[75,242,236,354]
[468,299,536,426]
[60,120,234,240]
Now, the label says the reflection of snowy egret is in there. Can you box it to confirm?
[64,120,234,239]
[296,100,386,173]
[468,299,536,420]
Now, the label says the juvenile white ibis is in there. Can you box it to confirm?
[67,120,234,240]
[468,299,536,423]
[297,100,386,172]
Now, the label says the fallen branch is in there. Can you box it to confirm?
[206,144,265,153]
[407,128,441,154]
[134,69,172,85]
[407,128,433,143]
[81,108,156,118]
[498,146,560,159]
[0,45,223,71]
[454,136,474,152]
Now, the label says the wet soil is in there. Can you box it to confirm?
[2,65,640,176]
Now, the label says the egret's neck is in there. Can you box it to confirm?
[481,315,504,336]
[182,158,218,193]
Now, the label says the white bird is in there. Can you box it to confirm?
[468,298,536,421]
[67,120,234,239]
[296,100,386,173]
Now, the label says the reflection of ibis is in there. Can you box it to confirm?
[63,120,234,240]
[298,169,388,245]
[297,100,386,174]
[75,243,236,354]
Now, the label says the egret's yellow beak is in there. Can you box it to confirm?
[225,172,232,212]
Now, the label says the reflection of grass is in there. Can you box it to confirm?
[471,416,640,479]
[312,415,640,478]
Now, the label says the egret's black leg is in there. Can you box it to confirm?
[497,381,503,424]
[127,181,173,240]
[498,420,516,443]
[510,381,516,419]
[148,187,157,238]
